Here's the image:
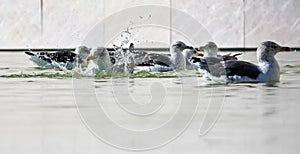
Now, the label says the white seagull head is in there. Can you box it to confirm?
[256,41,290,82]
[75,46,91,64]
[199,41,218,58]
[257,41,290,63]
[170,41,193,70]
[171,41,194,53]
[86,47,112,74]
[87,47,110,64]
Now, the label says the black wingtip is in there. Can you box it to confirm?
[233,53,242,57]
[191,57,202,63]
[135,63,155,66]
[25,51,35,56]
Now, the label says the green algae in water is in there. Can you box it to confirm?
[292,70,300,74]
[33,67,52,70]
[91,71,177,78]
[280,70,288,74]
[0,72,73,78]
[0,67,9,70]
[130,70,157,78]
[281,69,300,75]
[93,71,177,78]
[0,71,178,79]
[130,71,177,78]
[284,64,300,68]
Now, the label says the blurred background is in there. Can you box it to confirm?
[1,0,299,48]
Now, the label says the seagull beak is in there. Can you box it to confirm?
[280,46,291,52]
[197,53,204,57]
[86,55,93,62]
[198,46,205,51]
[186,46,194,50]
[192,49,198,54]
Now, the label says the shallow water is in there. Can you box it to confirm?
[0,52,300,154]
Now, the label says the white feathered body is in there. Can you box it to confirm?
[257,57,280,82]
[170,47,186,70]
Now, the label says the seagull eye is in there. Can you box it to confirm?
[270,45,276,49]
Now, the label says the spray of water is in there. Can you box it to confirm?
[73,28,136,77]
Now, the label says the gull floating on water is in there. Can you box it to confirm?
[170,41,194,70]
[86,47,112,75]
[191,42,241,65]
[25,46,91,70]
[74,46,91,66]
[199,41,242,60]
[131,41,194,71]
[182,42,241,70]
[130,43,173,68]
[86,46,135,75]
[201,41,290,83]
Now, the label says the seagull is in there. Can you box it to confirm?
[72,46,91,72]
[182,48,200,60]
[181,42,241,70]
[130,43,173,67]
[181,48,203,70]
[199,41,219,58]
[25,46,91,70]
[200,41,242,60]
[86,46,135,75]
[86,47,112,75]
[201,41,290,83]
[74,46,91,66]
[191,41,242,64]
[170,41,195,70]
[131,41,193,71]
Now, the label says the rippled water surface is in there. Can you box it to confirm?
[0,52,300,154]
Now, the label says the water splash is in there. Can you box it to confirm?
[109,28,136,74]
[120,28,132,48]
[110,46,134,74]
